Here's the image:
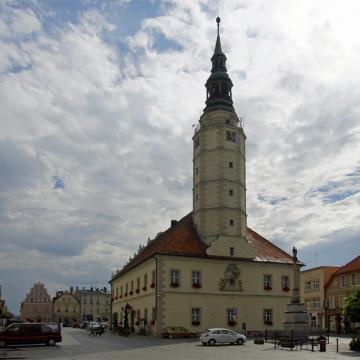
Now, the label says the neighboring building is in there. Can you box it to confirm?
[53,290,80,326]
[74,287,111,322]
[20,282,53,322]
[110,18,301,336]
[300,266,339,329]
[325,255,360,333]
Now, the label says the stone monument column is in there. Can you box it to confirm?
[283,247,309,337]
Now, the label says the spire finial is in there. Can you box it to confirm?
[216,16,220,36]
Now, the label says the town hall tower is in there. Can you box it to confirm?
[193,18,255,258]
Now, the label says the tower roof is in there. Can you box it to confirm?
[204,17,234,113]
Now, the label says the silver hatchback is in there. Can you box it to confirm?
[200,328,247,346]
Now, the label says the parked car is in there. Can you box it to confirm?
[80,321,88,329]
[200,328,246,346]
[87,321,101,330]
[0,323,62,347]
[162,326,196,338]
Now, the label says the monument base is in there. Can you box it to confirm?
[283,302,309,336]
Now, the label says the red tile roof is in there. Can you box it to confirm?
[112,212,294,280]
[247,228,293,264]
[333,255,360,276]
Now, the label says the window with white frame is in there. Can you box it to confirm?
[329,296,335,309]
[170,270,180,286]
[313,299,320,309]
[192,271,201,285]
[339,295,347,308]
[192,308,201,322]
[305,281,311,291]
[264,275,272,289]
[263,309,273,324]
[282,276,289,289]
[313,280,320,290]
[341,275,347,287]
[352,273,357,286]
[227,308,237,323]
[144,274,148,287]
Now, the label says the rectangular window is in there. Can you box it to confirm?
[192,308,201,322]
[120,286,123,296]
[229,219,234,226]
[152,307,156,321]
[170,270,180,287]
[282,276,289,290]
[264,275,272,289]
[329,296,335,309]
[341,276,347,287]
[352,273,357,286]
[196,167,199,174]
[339,295,347,308]
[144,274,148,287]
[305,281,312,291]
[65,307,69,313]
[313,299,320,309]
[263,309,273,324]
[229,162,233,168]
[313,280,320,290]
[230,247,234,256]
[137,278,140,291]
[229,189,233,196]
[227,308,237,323]
[192,271,201,286]
[131,280,134,292]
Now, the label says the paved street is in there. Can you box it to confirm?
[0,328,358,360]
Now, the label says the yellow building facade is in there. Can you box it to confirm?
[300,266,339,330]
[53,291,80,326]
[111,18,299,336]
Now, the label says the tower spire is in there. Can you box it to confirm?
[204,18,234,113]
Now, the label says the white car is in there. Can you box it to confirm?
[200,328,247,346]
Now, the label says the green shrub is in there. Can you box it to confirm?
[349,337,360,351]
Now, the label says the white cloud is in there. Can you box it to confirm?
[1,0,360,313]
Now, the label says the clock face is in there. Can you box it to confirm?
[226,130,236,142]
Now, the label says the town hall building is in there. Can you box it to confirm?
[110,18,300,336]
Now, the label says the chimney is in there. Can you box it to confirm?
[171,220,177,227]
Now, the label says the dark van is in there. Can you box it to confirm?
[0,323,62,347]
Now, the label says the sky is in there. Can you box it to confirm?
[0,0,359,314]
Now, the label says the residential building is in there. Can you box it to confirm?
[110,18,301,336]
[74,287,111,322]
[300,266,339,329]
[20,282,53,322]
[325,255,360,333]
[52,290,80,326]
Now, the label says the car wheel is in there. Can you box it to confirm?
[47,338,56,346]
[236,338,244,345]
[0,340,7,348]
[168,334,173,339]
[208,339,216,346]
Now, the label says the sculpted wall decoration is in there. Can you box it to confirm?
[219,264,243,291]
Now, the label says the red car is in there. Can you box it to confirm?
[0,323,62,347]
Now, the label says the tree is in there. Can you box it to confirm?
[1,306,14,320]
[343,286,360,322]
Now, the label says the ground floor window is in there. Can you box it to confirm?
[191,308,201,325]
[227,308,237,326]
[263,309,273,325]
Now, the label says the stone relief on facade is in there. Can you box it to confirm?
[219,264,243,291]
